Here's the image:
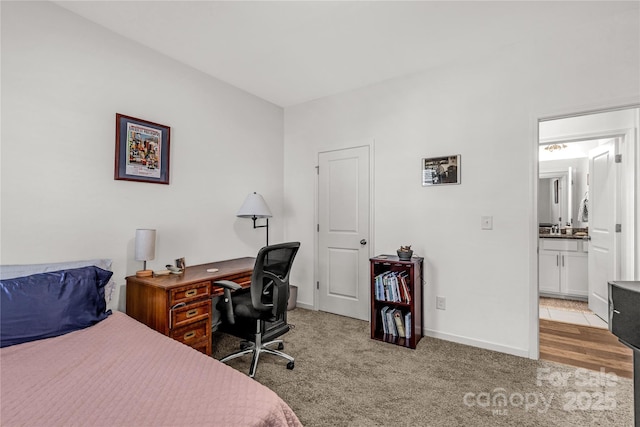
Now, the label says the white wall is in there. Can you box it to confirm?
[284,8,639,357]
[1,1,284,311]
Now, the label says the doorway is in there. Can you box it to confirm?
[536,106,638,374]
[537,138,605,325]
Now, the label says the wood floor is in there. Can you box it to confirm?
[540,318,634,379]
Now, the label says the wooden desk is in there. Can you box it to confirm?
[126,258,255,356]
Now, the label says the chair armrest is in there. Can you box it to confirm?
[261,272,288,316]
[212,280,242,325]
[213,280,242,291]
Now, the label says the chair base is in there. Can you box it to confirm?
[220,334,294,378]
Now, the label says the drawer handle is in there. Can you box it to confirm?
[184,331,196,340]
[186,309,198,318]
[185,289,197,297]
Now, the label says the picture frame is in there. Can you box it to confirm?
[422,155,460,186]
[115,114,171,184]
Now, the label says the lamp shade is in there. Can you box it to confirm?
[135,229,156,261]
[237,192,272,218]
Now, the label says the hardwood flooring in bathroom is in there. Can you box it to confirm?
[539,318,633,379]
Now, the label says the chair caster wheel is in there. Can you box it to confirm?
[286,361,294,370]
[277,343,284,350]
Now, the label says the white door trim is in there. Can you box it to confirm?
[529,100,640,360]
[313,138,375,312]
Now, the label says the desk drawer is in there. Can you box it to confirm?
[170,281,211,305]
[171,299,210,329]
[171,319,209,344]
[233,273,252,287]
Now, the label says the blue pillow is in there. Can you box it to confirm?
[0,266,113,347]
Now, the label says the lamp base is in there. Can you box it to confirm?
[135,269,153,278]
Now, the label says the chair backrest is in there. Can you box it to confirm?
[250,242,300,317]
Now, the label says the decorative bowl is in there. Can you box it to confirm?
[397,250,413,260]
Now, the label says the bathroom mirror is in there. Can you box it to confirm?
[538,167,573,226]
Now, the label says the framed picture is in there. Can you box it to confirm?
[115,114,171,184]
[422,155,460,186]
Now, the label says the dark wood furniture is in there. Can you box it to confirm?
[370,255,423,349]
[126,258,255,356]
[609,281,640,426]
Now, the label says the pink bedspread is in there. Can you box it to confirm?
[0,312,301,427]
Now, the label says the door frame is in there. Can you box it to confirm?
[530,101,639,360]
[313,139,376,312]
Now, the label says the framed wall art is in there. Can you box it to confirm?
[115,114,171,184]
[422,155,460,186]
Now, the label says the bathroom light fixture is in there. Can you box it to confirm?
[544,143,567,152]
[237,192,272,246]
[135,229,156,277]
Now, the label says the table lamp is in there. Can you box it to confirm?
[135,228,156,277]
[237,192,272,246]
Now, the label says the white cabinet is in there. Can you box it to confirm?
[539,238,588,298]
[539,250,561,293]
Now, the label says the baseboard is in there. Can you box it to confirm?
[293,302,314,311]
[288,307,530,358]
[424,328,530,359]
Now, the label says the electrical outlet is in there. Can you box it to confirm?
[436,296,446,310]
[481,216,493,230]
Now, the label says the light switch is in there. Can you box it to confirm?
[481,216,493,230]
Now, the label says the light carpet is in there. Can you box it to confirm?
[212,308,633,427]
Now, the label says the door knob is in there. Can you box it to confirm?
[360,239,367,245]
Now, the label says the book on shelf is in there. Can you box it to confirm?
[399,272,411,303]
[375,274,383,300]
[380,306,389,334]
[393,310,406,337]
[385,307,398,336]
[397,275,406,302]
[374,271,411,303]
[392,274,400,302]
[379,306,413,339]
[404,311,411,339]
[375,272,393,301]
[382,273,392,301]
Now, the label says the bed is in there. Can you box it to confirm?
[0,261,301,427]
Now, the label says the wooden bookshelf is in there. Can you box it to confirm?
[370,255,423,349]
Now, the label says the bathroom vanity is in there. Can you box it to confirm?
[538,236,588,298]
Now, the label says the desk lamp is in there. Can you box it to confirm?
[135,228,156,277]
[237,192,272,246]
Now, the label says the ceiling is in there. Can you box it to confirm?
[53,1,638,107]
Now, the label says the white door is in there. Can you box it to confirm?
[318,146,370,320]
[588,139,618,321]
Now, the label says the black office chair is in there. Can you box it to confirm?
[213,242,300,378]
